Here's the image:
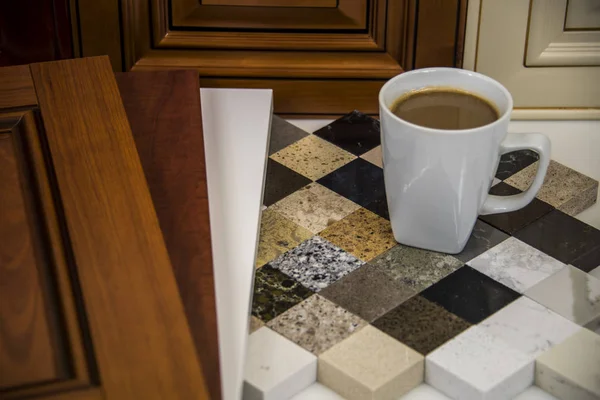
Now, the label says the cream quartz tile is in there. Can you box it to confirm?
[360,145,383,168]
[318,325,424,400]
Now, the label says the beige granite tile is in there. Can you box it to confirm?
[267,294,367,355]
[249,316,265,333]
[320,208,397,262]
[271,183,361,234]
[505,160,599,216]
[270,135,357,180]
[256,208,313,268]
[318,325,424,400]
[360,145,383,168]
[536,328,600,400]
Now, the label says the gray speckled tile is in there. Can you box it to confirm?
[270,236,364,292]
[269,115,309,155]
[467,237,566,293]
[267,294,367,355]
[370,244,463,292]
[454,220,510,263]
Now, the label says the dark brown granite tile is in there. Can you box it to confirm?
[313,110,380,156]
[263,158,312,206]
[269,115,309,155]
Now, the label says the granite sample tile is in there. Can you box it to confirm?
[269,236,364,292]
[590,265,600,279]
[454,220,510,263]
[270,183,360,234]
[270,135,356,180]
[269,115,309,155]
[256,208,313,268]
[494,149,539,180]
[290,383,344,400]
[263,158,312,206]
[244,327,317,400]
[267,294,367,355]
[524,265,600,329]
[535,328,600,400]
[421,266,520,324]
[317,158,387,219]
[250,316,265,333]
[426,326,534,400]
[318,325,424,400]
[251,265,314,322]
[479,182,554,235]
[512,386,559,400]
[370,244,463,292]
[320,208,396,262]
[515,209,600,271]
[572,246,600,274]
[467,237,566,293]
[506,160,599,216]
[373,295,471,355]
[399,384,452,400]
[313,110,381,156]
[479,296,581,358]
[319,263,416,322]
[360,145,383,168]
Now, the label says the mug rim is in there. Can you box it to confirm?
[378,67,513,135]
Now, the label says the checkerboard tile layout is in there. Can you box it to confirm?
[247,113,600,399]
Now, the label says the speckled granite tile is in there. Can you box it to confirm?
[251,265,314,322]
[373,295,471,355]
[269,115,309,155]
[313,110,381,156]
[263,158,312,206]
[270,236,364,292]
[249,316,265,333]
[370,244,463,292]
[494,149,539,180]
[318,325,424,400]
[454,220,510,263]
[271,183,360,234]
[267,294,367,355]
[360,145,383,168]
[256,209,313,268]
[505,160,598,216]
[320,208,396,262]
[515,209,600,270]
[319,263,416,322]
[271,135,356,180]
[467,237,566,293]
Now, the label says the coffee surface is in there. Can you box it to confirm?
[390,88,499,130]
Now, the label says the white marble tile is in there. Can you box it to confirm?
[290,383,345,400]
[467,237,565,293]
[426,326,534,400]
[536,328,600,400]
[244,327,316,400]
[525,265,600,328]
[590,265,600,279]
[512,386,559,400]
[399,384,452,400]
[479,296,581,358]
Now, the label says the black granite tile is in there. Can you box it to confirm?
[571,246,600,273]
[319,263,415,322]
[515,209,600,269]
[495,149,539,180]
[313,110,380,156]
[421,266,520,324]
[479,182,554,234]
[269,115,309,155]
[317,158,386,216]
[251,265,314,322]
[373,295,471,355]
[263,158,312,206]
[454,220,510,263]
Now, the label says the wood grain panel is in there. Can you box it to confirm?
[115,70,221,400]
[29,56,210,399]
[202,0,336,6]
[0,66,37,109]
[77,0,123,70]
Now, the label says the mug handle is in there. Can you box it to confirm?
[480,133,551,215]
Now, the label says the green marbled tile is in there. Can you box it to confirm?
[251,265,314,322]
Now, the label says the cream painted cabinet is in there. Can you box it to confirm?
[464,0,600,119]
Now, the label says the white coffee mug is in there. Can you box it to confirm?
[379,68,550,254]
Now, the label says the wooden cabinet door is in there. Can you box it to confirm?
[0,57,210,399]
[72,0,467,115]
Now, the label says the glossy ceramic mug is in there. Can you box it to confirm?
[379,68,550,254]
